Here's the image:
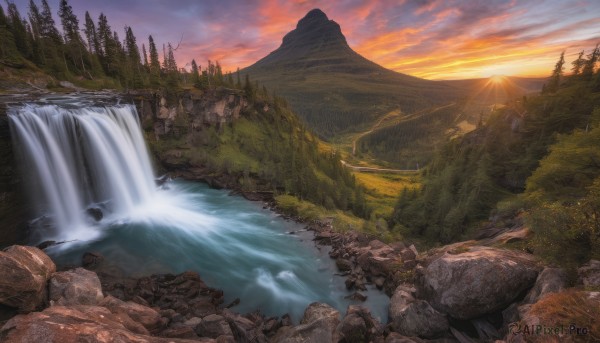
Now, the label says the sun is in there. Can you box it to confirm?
[490,75,505,84]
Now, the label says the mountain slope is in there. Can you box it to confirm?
[242,9,468,137]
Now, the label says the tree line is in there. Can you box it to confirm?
[0,0,232,90]
[391,46,600,265]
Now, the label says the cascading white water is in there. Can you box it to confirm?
[8,100,390,321]
[9,104,156,240]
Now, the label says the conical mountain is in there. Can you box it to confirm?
[242,9,465,137]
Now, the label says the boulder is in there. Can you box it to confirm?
[101,295,164,332]
[49,267,104,306]
[337,312,366,343]
[86,207,103,222]
[0,305,205,342]
[272,302,340,342]
[195,314,233,339]
[578,260,600,288]
[336,258,353,272]
[523,267,567,304]
[222,309,265,342]
[418,246,541,319]
[0,245,56,312]
[337,305,383,343]
[389,286,448,338]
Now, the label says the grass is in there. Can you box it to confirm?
[275,194,364,232]
[354,172,421,217]
[525,290,600,342]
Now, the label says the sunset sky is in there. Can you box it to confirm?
[15,0,600,80]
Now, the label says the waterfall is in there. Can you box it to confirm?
[9,104,156,241]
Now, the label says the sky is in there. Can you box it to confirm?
[13,0,600,80]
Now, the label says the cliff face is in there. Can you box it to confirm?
[132,88,248,141]
[0,108,28,248]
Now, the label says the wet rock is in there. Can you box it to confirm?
[281,313,292,327]
[0,245,56,312]
[82,251,104,269]
[374,277,385,289]
[336,258,353,272]
[86,207,103,222]
[523,267,567,304]
[389,286,448,338]
[345,292,367,301]
[36,240,57,250]
[222,309,266,343]
[418,246,541,320]
[578,259,600,288]
[195,314,233,338]
[49,267,104,306]
[272,302,340,343]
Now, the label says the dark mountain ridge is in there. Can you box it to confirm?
[242,9,467,137]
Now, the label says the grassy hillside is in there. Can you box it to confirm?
[148,85,372,221]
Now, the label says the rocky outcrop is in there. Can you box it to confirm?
[131,88,248,140]
[523,267,567,304]
[0,305,206,343]
[0,246,56,312]
[101,295,165,333]
[311,223,417,296]
[337,305,383,343]
[578,260,600,288]
[417,246,541,320]
[272,302,340,343]
[388,285,448,338]
[49,268,104,306]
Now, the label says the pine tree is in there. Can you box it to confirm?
[124,26,143,88]
[28,0,42,39]
[191,59,200,85]
[582,45,599,78]
[27,0,46,65]
[6,3,31,58]
[547,51,565,93]
[58,0,80,44]
[83,11,99,54]
[571,50,585,76]
[148,35,160,85]
[97,13,119,76]
[0,4,22,66]
[39,0,61,44]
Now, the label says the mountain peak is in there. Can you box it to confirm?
[297,8,329,28]
[276,9,348,55]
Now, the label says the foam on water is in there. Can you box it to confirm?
[8,102,390,322]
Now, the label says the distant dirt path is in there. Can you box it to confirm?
[352,110,401,155]
[340,160,419,174]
